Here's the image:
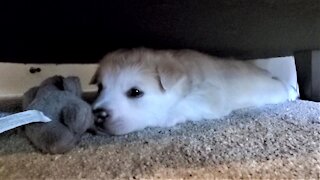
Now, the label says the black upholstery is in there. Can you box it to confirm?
[1,0,319,63]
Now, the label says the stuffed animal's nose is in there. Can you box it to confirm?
[93,108,111,127]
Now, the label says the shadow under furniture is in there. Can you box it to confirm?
[1,0,319,101]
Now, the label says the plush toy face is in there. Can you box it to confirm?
[23,76,94,154]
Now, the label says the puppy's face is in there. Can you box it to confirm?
[91,49,189,135]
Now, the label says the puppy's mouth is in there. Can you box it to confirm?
[87,125,108,135]
[94,127,111,135]
[87,117,109,135]
[89,118,125,136]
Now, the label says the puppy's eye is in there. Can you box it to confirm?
[98,83,103,93]
[126,87,144,98]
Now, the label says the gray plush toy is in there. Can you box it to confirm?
[22,76,94,154]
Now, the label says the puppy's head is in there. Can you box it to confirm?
[91,49,190,135]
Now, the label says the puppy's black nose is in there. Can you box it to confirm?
[93,108,109,119]
[93,108,111,127]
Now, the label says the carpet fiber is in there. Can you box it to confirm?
[0,100,320,179]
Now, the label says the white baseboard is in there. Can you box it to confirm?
[0,63,98,99]
[0,57,299,100]
[251,56,299,96]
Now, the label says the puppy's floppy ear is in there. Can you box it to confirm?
[90,69,99,85]
[156,61,189,92]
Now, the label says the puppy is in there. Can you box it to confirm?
[91,48,298,135]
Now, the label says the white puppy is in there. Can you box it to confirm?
[91,48,298,135]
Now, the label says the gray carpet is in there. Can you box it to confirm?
[0,100,320,179]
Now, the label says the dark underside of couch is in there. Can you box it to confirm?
[0,0,319,63]
[0,0,319,101]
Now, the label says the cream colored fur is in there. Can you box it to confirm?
[92,48,298,135]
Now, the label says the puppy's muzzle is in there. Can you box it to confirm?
[93,108,111,128]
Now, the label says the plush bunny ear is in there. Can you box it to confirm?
[63,76,82,97]
[156,61,189,92]
[22,87,39,109]
[40,75,64,87]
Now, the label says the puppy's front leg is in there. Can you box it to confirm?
[169,83,231,126]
